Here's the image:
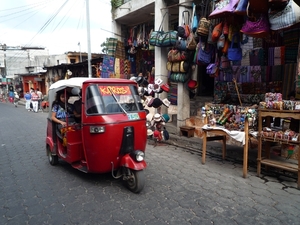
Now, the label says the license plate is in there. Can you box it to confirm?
[127,113,140,120]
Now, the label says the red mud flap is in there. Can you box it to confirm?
[120,154,147,170]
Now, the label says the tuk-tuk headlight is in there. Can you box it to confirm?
[90,126,105,133]
[132,150,145,162]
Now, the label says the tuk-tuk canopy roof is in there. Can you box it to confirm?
[49,77,137,91]
[49,77,94,90]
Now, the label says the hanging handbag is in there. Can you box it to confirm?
[240,3,271,38]
[197,0,211,36]
[268,0,300,31]
[235,0,249,15]
[166,61,190,73]
[217,33,225,49]
[169,72,190,83]
[175,39,187,51]
[206,53,220,78]
[186,32,197,50]
[212,22,223,43]
[192,3,198,33]
[228,34,242,61]
[209,0,240,19]
[177,11,191,38]
[167,49,188,62]
[197,38,215,65]
[149,12,178,47]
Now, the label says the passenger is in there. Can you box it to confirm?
[51,91,78,137]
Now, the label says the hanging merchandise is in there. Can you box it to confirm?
[169,72,190,83]
[166,61,190,73]
[177,11,191,38]
[228,34,243,61]
[206,53,219,78]
[240,3,270,38]
[234,0,249,15]
[196,0,211,36]
[175,39,187,51]
[209,0,240,19]
[191,3,198,33]
[186,32,197,50]
[217,33,225,49]
[222,39,230,53]
[240,14,270,38]
[167,49,188,62]
[149,12,178,47]
[212,22,223,43]
[196,39,215,65]
[268,0,300,31]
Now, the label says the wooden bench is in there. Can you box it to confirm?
[179,126,195,138]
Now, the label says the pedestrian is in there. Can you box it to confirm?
[13,91,19,107]
[8,89,14,103]
[36,88,43,111]
[24,91,31,111]
[31,89,39,113]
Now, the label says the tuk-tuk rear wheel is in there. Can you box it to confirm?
[47,146,58,166]
[124,169,145,193]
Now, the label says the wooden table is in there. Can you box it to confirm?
[202,119,249,178]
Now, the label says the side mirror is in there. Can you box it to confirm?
[71,87,81,96]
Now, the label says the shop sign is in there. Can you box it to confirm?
[34,77,42,81]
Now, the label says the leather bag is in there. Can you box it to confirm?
[166,61,190,73]
[167,49,188,62]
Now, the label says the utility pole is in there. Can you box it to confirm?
[86,0,92,78]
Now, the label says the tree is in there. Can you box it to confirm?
[100,38,109,54]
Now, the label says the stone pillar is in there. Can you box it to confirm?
[154,0,168,115]
[177,0,192,133]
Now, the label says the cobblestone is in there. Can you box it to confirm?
[1,101,300,224]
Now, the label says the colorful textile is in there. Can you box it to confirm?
[102,56,115,78]
[107,38,118,56]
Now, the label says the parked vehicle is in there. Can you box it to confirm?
[46,77,147,193]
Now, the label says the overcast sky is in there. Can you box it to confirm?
[0,0,113,55]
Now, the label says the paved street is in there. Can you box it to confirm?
[1,102,300,225]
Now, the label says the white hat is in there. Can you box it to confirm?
[153,113,162,122]
[147,129,154,136]
[146,113,154,122]
[154,78,163,85]
[162,98,171,108]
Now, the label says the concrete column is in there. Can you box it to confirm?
[177,0,192,133]
[154,0,168,115]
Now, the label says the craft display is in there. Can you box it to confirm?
[202,103,258,131]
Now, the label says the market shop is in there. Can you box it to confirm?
[111,0,300,187]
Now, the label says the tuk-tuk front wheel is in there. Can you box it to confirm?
[123,169,145,193]
[47,146,58,166]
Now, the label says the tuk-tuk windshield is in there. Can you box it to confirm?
[86,84,143,115]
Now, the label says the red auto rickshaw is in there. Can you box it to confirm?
[46,77,147,193]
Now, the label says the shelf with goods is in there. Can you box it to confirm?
[257,109,300,188]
